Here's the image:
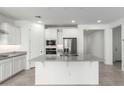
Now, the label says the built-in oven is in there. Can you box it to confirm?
[46,48,56,55]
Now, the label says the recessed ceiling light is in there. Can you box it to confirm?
[97,20,102,23]
[72,20,76,23]
[38,21,42,24]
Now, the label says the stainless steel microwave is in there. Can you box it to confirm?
[46,40,56,46]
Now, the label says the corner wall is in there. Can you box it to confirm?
[78,24,112,65]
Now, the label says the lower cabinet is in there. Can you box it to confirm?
[0,64,3,82]
[0,58,13,82]
[13,55,26,75]
[2,58,13,81]
[0,55,26,83]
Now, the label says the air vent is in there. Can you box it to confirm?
[35,16,42,19]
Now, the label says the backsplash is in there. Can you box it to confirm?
[0,45,21,53]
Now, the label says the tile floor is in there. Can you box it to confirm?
[1,62,124,86]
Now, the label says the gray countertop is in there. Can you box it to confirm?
[0,51,27,60]
[31,55,104,62]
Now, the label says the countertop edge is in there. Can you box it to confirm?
[0,51,27,61]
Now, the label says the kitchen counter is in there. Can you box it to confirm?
[31,55,104,62]
[0,51,27,83]
[0,51,27,60]
[35,55,100,85]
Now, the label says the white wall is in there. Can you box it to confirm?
[15,20,45,69]
[78,25,112,65]
[84,30,104,59]
[30,23,45,59]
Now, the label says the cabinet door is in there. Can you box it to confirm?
[13,55,26,74]
[45,28,57,39]
[0,23,21,45]
[7,25,21,45]
[68,62,99,85]
[2,58,13,80]
[62,28,78,37]
[14,27,21,45]
[20,55,26,70]
[13,56,21,74]
[0,64,3,82]
[35,62,69,85]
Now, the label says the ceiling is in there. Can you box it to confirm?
[0,7,124,24]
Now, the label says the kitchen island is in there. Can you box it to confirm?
[31,55,102,85]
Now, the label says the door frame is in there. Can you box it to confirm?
[112,25,122,69]
[83,29,105,60]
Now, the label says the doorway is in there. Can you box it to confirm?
[112,25,122,69]
[84,29,104,60]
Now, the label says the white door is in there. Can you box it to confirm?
[112,26,122,62]
[30,24,45,67]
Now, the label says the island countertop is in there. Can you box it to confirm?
[31,55,104,62]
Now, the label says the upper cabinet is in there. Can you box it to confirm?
[0,23,21,45]
[45,28,57,40]
[62,28,78,37]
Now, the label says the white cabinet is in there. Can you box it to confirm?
[68,62,99,84]
[62,28,78,38]
[45,28,57,40]
[36,62,69,85]
[0,64,3,82]
[0,58,13,82]
[7,25,21,45]
[0,55,26,83]
[0,23,21,45]
[0,23,10,33]
[2,58,13,80]
[36,61,99,85]
[13,55,26,74]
